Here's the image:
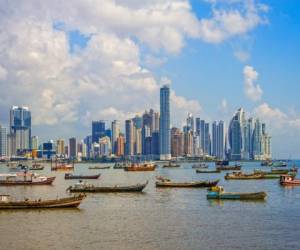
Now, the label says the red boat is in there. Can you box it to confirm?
[280,175,300,186]
[65,173,101,180]
[0,173,55,185]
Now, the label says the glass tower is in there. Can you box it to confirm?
[159,85,171,160]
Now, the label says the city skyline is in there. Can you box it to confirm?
[0,1,299,158]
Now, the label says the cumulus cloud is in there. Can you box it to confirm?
[0,0,268,139]
[243,65,263,102]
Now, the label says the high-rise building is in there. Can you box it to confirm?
[116,135,125,156]
[184,130,193,156]
[56,139,65,156]
[10,106,31,153]
[135,128,142,155]
[228,108,246,160]
[204,123,211,155]
[186,113,194,132]
[99,136,111,156]
[253,119,262,159]
[153,111,160,132]
[92,120,105,143]
[133,115,143,130]
[125,120,134,156]
[31,136,39,150]
[212,121,225,159]
[151,131,160,157]
[0,124,7,158]
[111,120,120,154]
[159,85,171,160]
[69,137,77,159]
[171,127,183,157]
[43,140,55,159]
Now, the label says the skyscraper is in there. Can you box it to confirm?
[212,121,225,159]
[10,106,31,153]
[171,127,183,157]
[159,85,171,160]
[186,113,194,132]
[31,136,39,150]
[111,120,120,154]
[69,137,77,159]
[204,122,211,155]
[228,109,243,160]
[92,120,105,143]
[0,124,7,158]
[253,119,262,159]
[56,139,65,156]
[125,119,134,156]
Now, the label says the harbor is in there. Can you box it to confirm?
[0,161,300,249]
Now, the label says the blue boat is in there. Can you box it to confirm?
[207,186,267,200]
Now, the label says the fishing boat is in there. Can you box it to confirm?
[155,176,219,188]
[113,163,126,169]
[225,172,282,180]
[280,175,300,186]
[88,166,111,170]
[192,163,208,169]
[29,163,44,171]
[65,173,101,180]
[0,194,85,209]
[124,163,156,171]
[162,162,180,168]
[254,169,289,175]
[216,164,242,171]
[207,186,267,200]
[196,169,221,174]
[51,163,74,171]
[215,160,229,166]
[261,160,273,166]
[273,161,288,168]
[67,181,148,193]
[0,173,55,185]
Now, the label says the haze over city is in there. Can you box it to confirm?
[0,0,299,158]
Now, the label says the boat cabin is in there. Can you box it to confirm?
[0,195,10,202]
[280,175,294,182]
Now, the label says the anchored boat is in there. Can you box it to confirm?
[225,172,284,180]
[67,181,148,193]
[124,163,156,171]
[196,169,221,174]
[88,166,111,170]
[162,162,180,168]
[0,194,85,209]
[280,175,300,186]
[65,173,101,180]
[192,163,208,169]
[155,176,219,188]
[217,164,242,171]
[0,173,55,185]
[207,186,267,200]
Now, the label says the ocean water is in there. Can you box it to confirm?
[0,161,300,250]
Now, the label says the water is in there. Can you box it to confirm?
[0,161,300,250]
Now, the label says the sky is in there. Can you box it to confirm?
[0,0,299,158]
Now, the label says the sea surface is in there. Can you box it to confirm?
[0,161,300,250]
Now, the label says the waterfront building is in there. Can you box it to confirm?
[10,106,31,153]
[0,124,7,158]
[111,120,120,154]
[186,113,194,133]
[151,131,160,158]
[99,136,111,156]
[56,139,65,156]
[84,135,93,158]
[171,127,184,157]
[69,137,77,159]
[142,125,151,155]
[125,120,134,156]
[92,120,105,143]
[159,85,171,160]
[31,136,39,150]
[135,128,142,155]
[43,140,55,159]
[154,111,160,132]
[193,135,201,156]
[212,121,225,159]
[204,122,211,155]
[184,130,193,156]
[82,143,87,158]
[252,119,262,159]
[116,135,125,156]
[133,115,143,130]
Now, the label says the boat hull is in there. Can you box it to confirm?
[0,177,56,185]
[156,180,219,188]
[124,166,156,171]
[0,195,85,209]
[196,170,220,174]
[65,174,100,180]
[217,166,241,171]
[207,191,267,200]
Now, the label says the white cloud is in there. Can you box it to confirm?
[0,0,268,139]
[243,65,263,102]
[234,50,250,62]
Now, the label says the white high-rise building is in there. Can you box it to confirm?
[0,124,7,158]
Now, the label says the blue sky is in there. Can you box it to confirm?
[0,0,299,158]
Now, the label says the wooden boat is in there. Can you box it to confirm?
[51,164,74,171]
[124,163,156,171]
[113,163,126,169]
[29,164,44,171]
[65,173,101,180]
[196,169,221,174]
[162,162,180,168]
[254,169,289,175]
[67,181,148,193]
[280,175,300,186]
[0,194,85,209]
[215,160,229,166]
[155,176,219,188]
[207,186,267,200]
[192,163,208,169]
[88,166,111,170]
[225,172,283,180]
[217,165,242,171]
[0,173,55,185]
